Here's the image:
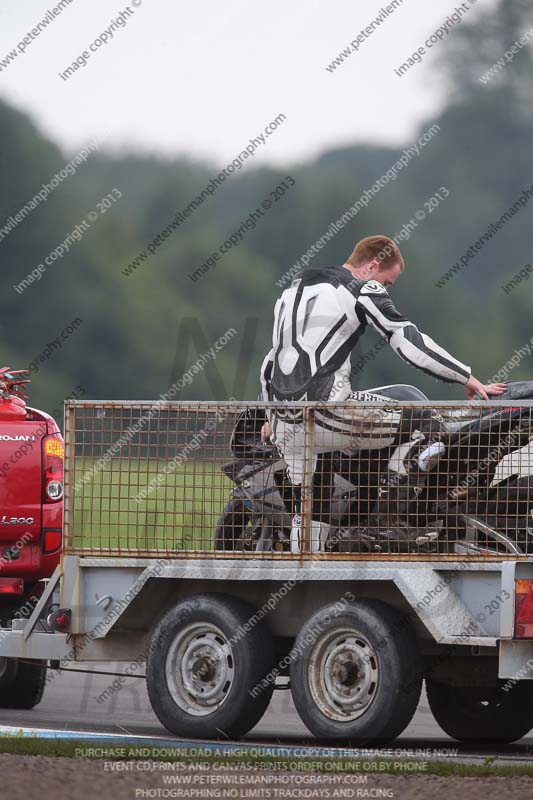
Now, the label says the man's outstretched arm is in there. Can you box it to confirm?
[356,282,505,399]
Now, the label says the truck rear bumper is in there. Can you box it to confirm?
[0,542,61,583]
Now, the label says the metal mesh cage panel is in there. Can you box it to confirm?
[64,400,533,560]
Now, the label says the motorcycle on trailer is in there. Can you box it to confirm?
[215,382,533,556]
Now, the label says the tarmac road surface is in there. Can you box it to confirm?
[0,662,533,762]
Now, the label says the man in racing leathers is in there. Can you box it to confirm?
[260,235,506,550]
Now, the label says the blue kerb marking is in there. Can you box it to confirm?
[0,725,361,758]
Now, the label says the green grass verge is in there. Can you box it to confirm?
[71,458,232,551]
[0,735,532,777]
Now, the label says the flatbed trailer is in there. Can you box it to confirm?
[2,399,533,743]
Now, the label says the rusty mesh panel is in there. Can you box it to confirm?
[63,400,533,560]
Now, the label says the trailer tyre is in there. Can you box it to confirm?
[290,599,421,742]
[147,593,275,739]
[0,658,46,709]
[426,678,533,742]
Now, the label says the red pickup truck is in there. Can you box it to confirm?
[0,368,63,709]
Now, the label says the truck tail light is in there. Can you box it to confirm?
[43,434,64,502]
[43,529,62,554]
[515,579,533,638]
[0,578,24,594]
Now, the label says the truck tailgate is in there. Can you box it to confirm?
[0,420,45,543]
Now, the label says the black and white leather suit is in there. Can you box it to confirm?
[260,265,471,484]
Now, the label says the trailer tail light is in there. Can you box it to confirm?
[0,578,24,594]
[515,580,533,638]
[47,608,71,632]
[43,434,64,502]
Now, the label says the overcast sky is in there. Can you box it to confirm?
[0,0,490,166]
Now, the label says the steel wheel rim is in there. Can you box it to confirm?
[308,626,379,722]
[165,622,234,716]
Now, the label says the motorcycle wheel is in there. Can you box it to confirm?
[215,499,254,551]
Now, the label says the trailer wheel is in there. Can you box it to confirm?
[426,678,533,742]
[0,658,46,709]
[147,593,275,739]
[290,599,421,742]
